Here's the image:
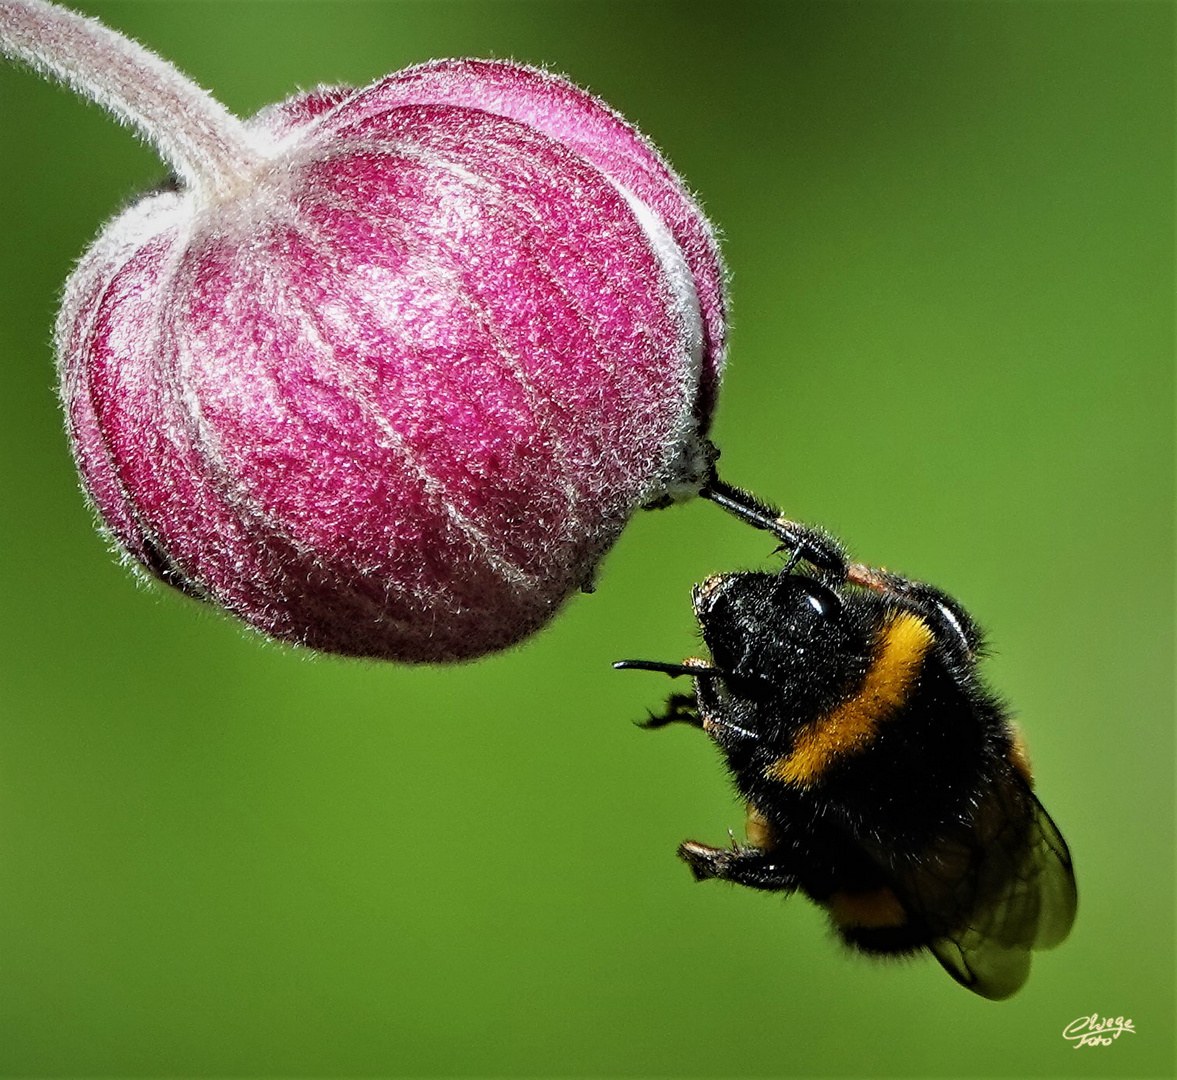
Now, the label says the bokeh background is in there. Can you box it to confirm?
[0,1,1171,1076]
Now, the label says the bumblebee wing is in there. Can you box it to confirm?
[929,931,1030,1001]
[1025,793,1078,949]
[926,784,1077,1000]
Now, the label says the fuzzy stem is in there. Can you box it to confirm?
[0,0,267,199]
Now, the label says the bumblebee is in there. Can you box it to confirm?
[617,478,1077,1000]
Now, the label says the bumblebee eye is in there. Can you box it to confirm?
[777,574,842,619]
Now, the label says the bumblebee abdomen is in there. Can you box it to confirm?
[825,887,929,955]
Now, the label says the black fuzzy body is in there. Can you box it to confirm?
[622,506,1076,1000]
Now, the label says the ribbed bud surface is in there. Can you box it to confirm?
[58,59,726,661]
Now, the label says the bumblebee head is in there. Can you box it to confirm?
[693,570,873,725]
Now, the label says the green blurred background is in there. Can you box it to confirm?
[0,1,1171,1076]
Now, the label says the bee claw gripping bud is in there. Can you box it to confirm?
[2,1,726,661]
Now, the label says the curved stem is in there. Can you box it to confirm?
[0,0,267,199]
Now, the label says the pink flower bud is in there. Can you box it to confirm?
[2,2,726,661]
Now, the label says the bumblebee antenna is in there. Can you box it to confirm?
[613,659,725,678]
[700,475,846,576]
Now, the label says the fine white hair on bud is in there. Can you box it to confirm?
[2,1,728,662]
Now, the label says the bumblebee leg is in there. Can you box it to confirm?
[846,564,982,660]
[701,476,848,579]
[638,692,702,730]
[677,840,800,892]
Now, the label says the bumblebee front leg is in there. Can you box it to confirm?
[677,840,800,892]
[846,564,983,660]
[638,692,702,730]
[701,476,848,579]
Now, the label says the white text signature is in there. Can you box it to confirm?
[1062,1014,1136,1048]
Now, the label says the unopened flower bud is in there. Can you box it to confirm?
[2,1,726,661]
